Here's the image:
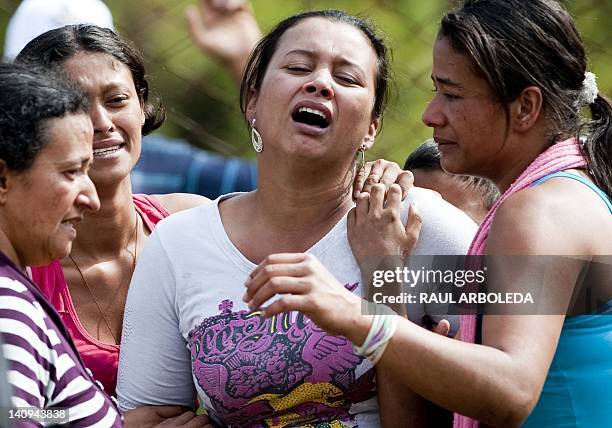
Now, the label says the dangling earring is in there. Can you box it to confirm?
[251,118,263,153]
[357,143,368,170]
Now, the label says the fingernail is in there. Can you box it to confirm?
[242,292,248,302]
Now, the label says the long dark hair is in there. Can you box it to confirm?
[16,24,165,136]
[440,0,612,197]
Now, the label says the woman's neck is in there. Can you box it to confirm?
[219,156,357,263]
[493,153,541,193]
[253,157,355,234]
[0,227,24,270]
[489,130,553,193]
[70,178,137,258]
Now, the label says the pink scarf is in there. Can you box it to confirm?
[454,137,586,428]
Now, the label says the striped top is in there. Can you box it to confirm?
[0,251,122,427]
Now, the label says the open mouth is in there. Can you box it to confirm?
[93,144,124,157]
[60,219,78,236]
[61,217,81,227]
[292,107,330,129]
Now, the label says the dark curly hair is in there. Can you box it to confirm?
[0,62,89,172]
[16,24,164,136]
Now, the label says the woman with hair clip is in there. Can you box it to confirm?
[118,9,477,427]
[17,21,412,402]
[243,0,612,427]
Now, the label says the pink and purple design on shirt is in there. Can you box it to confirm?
[188,289,375,427]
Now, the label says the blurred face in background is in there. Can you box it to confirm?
[412,167,488,225]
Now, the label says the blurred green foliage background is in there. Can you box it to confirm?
[1,0,612,165]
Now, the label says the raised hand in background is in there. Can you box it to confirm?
[186,0,262,83]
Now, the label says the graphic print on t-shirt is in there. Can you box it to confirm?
[188,290,376,427]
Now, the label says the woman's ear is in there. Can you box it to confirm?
[0,160,12,205]
[510,86,543,132]
[361,117,380,150]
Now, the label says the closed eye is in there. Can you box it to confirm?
[107,95,129,106]
[336,74,359,85]
[443,93,461,101]
[286,66,311,73]
[64,169,79,179]
[64,160,90,179]
[431,88,461,101]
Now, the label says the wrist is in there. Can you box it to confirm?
[342,297,373,346]
[351,305,399,365]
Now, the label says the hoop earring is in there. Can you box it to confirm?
[251,118,263,153]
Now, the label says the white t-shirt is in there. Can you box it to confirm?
[117,189,476,427]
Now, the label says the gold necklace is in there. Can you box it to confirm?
[68,209,139,345]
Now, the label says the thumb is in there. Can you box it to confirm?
[403,201,422,254]
[347,207,356,234]
[433,319,451,337]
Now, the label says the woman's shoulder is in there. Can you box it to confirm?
[405,186,477,228]
[526,171,611,214]
[148,195,218,243]
[404,187,478,254]
[149,193,209,215]
[489,181,611,255]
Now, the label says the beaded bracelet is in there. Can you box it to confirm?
[353,304,399,365]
